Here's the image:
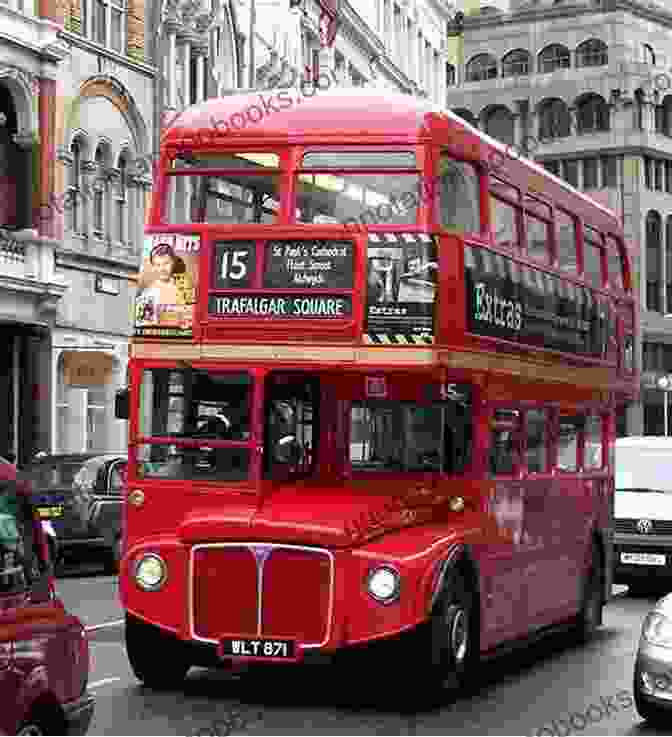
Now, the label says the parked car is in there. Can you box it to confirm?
[634,593,672,724]
[0,455,59,566]
[0,459,94,734]
[614,437,672,595]
[19,454,127,573]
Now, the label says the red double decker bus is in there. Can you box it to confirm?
[118,89,638,694]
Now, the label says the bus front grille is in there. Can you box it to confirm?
[190,544,334,648]
[192,547,259,640]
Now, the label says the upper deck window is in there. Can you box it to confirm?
[523,195,551,264]
[557,210,578,273]
[438,155,480,233]
[165,152,281,225]
[138,368,252,481]
[583,225,605,288]
[171,152,280,169]
[489,177,519,249]
[296,172,420,226]
[301,151,416,169]
[606,235,625,291]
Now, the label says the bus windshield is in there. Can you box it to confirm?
[137,369,252,481]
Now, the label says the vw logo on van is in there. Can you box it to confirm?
[637,518,654,534]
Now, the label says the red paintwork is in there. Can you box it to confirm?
[121,90,638,670]
[0,463,93,735]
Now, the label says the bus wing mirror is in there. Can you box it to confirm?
[115,388,129,420]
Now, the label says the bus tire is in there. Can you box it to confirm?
[409,566,476,699]
[125,613,189,689]
[574,542,603,644]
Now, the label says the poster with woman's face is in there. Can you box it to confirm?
[134,234,200,338]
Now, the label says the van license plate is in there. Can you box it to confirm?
[621,552,666,565]
[220,638,295,659]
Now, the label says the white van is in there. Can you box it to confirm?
[614,437,672,593]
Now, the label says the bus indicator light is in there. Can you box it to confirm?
[365,376,387,399]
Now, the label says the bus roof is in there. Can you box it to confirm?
[163,87,620,227]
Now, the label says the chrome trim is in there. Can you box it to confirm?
[615,533,672,546]
[189,543,335,649]
[134,553,168,591]
[366,564,401,605]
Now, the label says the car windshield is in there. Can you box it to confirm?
[73,461,100,490]
[23,461,85,489]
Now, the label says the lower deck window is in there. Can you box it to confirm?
[137,444,251,481]
[350,389,472,473]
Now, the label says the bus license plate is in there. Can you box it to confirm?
[621,552,666,566]
[220,638,295,659]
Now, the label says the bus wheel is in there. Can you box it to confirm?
[410,567,476,699]
[575,543,603,644]
[125,614,189,689]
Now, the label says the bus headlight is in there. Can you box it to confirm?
[367,566,400,604]
[134,554,167,591]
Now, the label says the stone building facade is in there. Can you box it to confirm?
[445,0,672,436]
[49,0,154,454]
[0,0,70,464]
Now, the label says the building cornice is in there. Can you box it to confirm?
[0,8,70,63]
[59,30,157,78]
[463,0,672,29]
[55,250,139,274]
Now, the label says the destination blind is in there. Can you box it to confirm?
[208,294,353,318]
[209,238,354,320]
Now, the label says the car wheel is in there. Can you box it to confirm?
[635,667,669,726]
[405,565,477,701]
[17,724,45,736]
[574,542,603,644]
[125,613,190,689]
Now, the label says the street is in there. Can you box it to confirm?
[54,567,669,737]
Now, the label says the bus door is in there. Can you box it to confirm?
[263,373,320,481]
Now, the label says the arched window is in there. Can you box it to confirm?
[646,210,663,312]
[446,63,456,87]
[635,88,645,130]
[502,49,531,77]
[643,43,656,65]
[69,139,83,235]
[659,95,672,137]
[576,39,607,67]
[466,54,497,82]
[539,44,571,73]
[576,94,610,133]
[667,216,672,313]
[116,153,128,244]
[538,99,572,140]
[93,144,107,239]
[483,106,515,146]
